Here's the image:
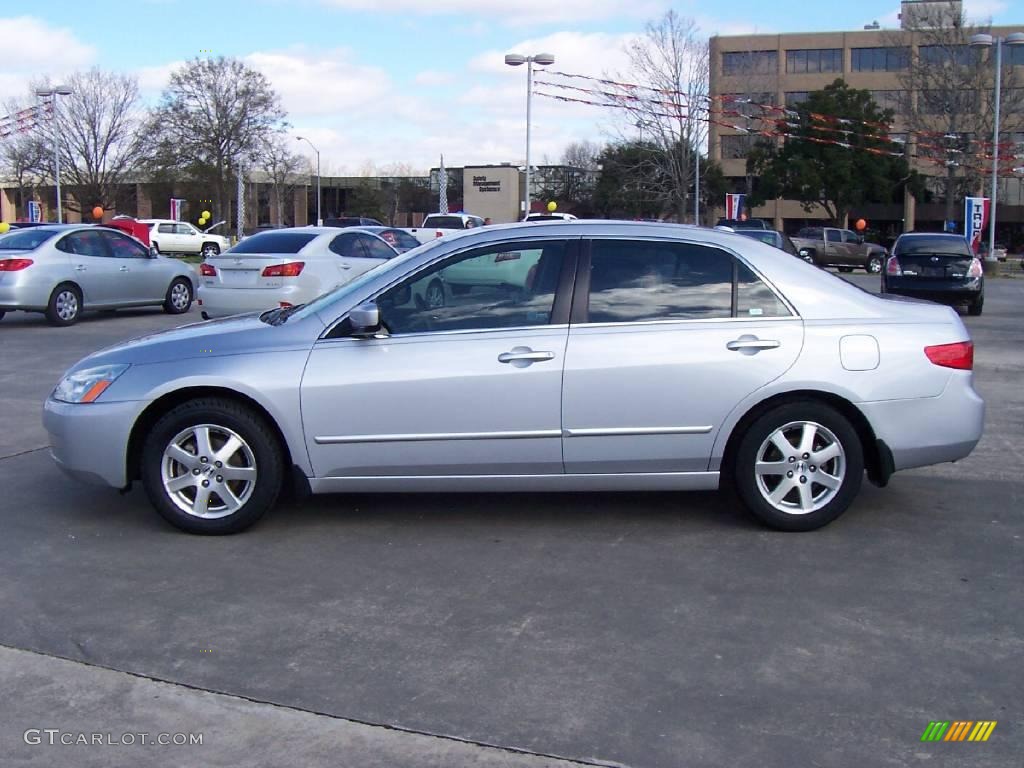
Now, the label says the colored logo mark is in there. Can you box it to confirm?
[921,721,997,742]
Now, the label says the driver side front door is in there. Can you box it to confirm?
[300,238,577,480]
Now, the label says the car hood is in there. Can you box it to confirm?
[70,312,324,371]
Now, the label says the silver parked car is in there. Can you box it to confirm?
[43,222,984,534]
[0,225,195,325]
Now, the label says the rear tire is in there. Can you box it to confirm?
[967,296,984,316]
[163,278,193,314]
[45,284,82,326]
[866,254,883,274]
[201,242,220,258]
[141,398,284,534]
[733,401,864,531]
[151,242,161,254]
[425,279,445,309]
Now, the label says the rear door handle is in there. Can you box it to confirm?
[727,336,780,354]
[119,266,130,272]
[498,347,556,366]
[75,264,87,271]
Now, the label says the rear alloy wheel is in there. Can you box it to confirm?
[141,398,284,534]
[866,254,883,274]
[425,279,445,309]
[45,284,82,326]
[201,243,220,258]
[163,278,193,314]
[734,401,863,531]
[967,296,984,316]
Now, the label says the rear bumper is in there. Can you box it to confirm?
[196,284,311,318]
[859,372,984,472]
[0,274,56,311]
[883,277,982,303]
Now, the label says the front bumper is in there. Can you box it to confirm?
[43,397,141,488]
[196,284,309,319]
[859,371,984,472]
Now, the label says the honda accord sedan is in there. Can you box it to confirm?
[43,222,984,534]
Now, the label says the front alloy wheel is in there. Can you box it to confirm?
[734,401,863,531]
[141,398,284,534]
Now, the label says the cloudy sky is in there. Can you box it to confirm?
[2,0,1019,175]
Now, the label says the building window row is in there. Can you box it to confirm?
[786,48,843,74]
[869,90,909,114]
[720,92,775,116]
[721,50,778,75]
[851,46,910,72]
[784,91,809,107]
[720,134,759,159]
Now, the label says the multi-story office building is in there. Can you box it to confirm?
[709,0,1024,242]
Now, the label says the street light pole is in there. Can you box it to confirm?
[505,52,555,219]
[35,85,73,224]
[296,136,322,226]
[970,32,1024,259]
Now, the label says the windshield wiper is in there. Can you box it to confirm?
[261,304,305,326]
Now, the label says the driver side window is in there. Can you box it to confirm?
[375,240,567,335]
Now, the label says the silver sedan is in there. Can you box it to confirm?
[0,224,195,325]
[43,221,984,533]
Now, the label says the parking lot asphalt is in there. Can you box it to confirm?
[1,276,1022,767]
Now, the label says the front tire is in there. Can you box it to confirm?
[45,284,82,326]
[141,398,284,534]
[733,401,864,531]
[164,278,193,314]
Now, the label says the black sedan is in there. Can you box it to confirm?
[882,233,984,316]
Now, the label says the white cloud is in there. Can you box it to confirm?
[244,47,392,118]
[316,0,661,23]
[414,70,456,87]
[0,16,95,97]
[471,30,638,75]
[963,0,1009,22]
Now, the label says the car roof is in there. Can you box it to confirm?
[896,232,965,238]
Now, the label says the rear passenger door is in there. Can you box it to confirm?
[561,238,803,474]
[841,230,862,266]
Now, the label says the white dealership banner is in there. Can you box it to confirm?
[963,197,990,255]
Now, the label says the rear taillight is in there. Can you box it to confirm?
[434,231,443,238]
[925,341,973,370]
[968,258,983,278]
[0,258,34,271]
[199,263,217,276]
[885,256,902,276]
[262,262,305,277]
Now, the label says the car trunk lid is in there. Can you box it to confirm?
[894,252,974,280]
[203,253,304,289]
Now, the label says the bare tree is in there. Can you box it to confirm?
[561,140,601,170]
[150,57,287,224]
[608,10,710,222]
[259,136,307,226]
[32,70,149,216]
[0,99,47,218]
[886,6,1024,223]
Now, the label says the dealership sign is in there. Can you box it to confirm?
[964,197,990,255]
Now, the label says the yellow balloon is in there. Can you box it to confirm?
[547,201,557,212]
[202,210,212,220]
[0,222,9,234]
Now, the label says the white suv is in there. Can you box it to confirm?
[140,220,231,258]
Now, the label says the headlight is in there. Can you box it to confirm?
[53,364,130,404]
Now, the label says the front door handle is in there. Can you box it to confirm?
[119,265,130,272]
[340,263,352,270]
[727,335,780,355]
[75,264,87,271]
[498,347,556,367]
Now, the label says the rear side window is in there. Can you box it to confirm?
[158,223,175,234]
[423,216,464,229]
[585,240,791,323]
[378,229,420,251]
[230,232,318,254]
[587,241,733,322]
[356,235,397,260]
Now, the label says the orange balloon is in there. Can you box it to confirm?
[92,206,104,220]
[855,218,867,231]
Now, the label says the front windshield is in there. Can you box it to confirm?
[288,237,449,322]
[0,228,60,250]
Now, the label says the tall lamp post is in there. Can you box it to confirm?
[296,136,322,226]
[969,32,1024,258]
[35,85,73,224]
[504,52,555,218]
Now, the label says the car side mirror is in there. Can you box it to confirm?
[348,301,382,337]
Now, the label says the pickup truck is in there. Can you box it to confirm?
[791,226,887,273]
[403,213,485,244]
